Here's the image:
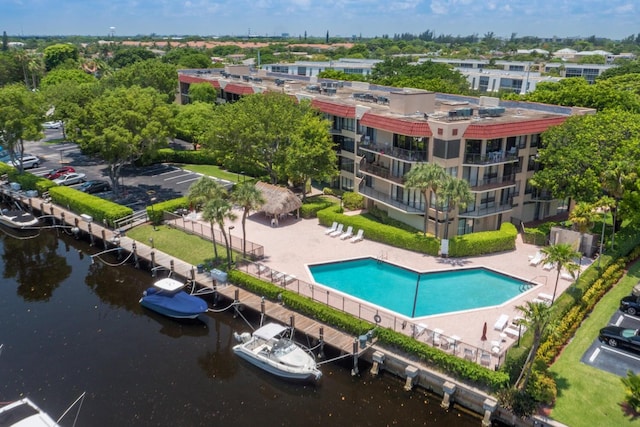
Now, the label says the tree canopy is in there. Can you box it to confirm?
[174,102,216,150]
[77,86,174,197]
[43,43,79,71]
[105,59,177,103]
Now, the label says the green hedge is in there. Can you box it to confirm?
[300,196,335,219]
[147,197,189,225]
[153,148,219,165]
[48,186,133,226]
[229,270,509,390]
[317,205,440,256]
[448,223,518,257]
[1,164,57,194]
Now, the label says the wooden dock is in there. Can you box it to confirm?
[17,194,364,357]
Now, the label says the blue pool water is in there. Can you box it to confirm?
[308,258,529,317]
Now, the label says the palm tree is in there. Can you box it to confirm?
[601,161,636,249]
[231,181,264,257]
[514,301,552,391]
[568,202,595,235]
[439,175,473,239]
[201,197,237,268]
[404,163,446,236]
[541,243,581,303]
[187,177,227,261]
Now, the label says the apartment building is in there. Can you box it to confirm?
[178,69,595,238]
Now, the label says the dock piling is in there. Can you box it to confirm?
[370,351,385,376]
[318,327,325,359]
[351,341,359,376]
[441,381,456,409]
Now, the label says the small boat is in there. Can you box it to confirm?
[0,397,60,427]
[139,278,208,319]
[0,208,39,229]
[233,323,322,383]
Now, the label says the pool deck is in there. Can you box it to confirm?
[220,208,590,356]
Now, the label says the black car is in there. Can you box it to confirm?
[620,295,640,316]
[599,326,640,352]
[79,180,111,194]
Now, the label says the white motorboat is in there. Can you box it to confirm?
[0,397,60,427]
[0,209,39,229]
[233,323,322,383]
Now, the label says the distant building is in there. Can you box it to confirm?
[178,68,595,237]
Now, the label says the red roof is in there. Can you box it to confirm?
[224,83,256,95]
[464,117,568,139]
[311,99,356,118]
[360,113,432,137]
[178,74,220,88]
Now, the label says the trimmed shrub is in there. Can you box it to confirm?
[147,197,189,225]
[448,222,518,257]
[153,148,219,165]
[48,186,133,226]
[300,196,335,219]
[342,191,364,210]
[317,205,440,255]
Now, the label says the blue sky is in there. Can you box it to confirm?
[1,0,636,40]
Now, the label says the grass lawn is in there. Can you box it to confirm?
[125,224,231,268]
[181,164,253,183]
[550,261,640,426]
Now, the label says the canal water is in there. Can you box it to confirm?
[0,228,497,426]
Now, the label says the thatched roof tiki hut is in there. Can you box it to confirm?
[255,182,302,226]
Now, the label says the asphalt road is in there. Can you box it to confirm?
[23,129,207,210]
[581,310,640,377]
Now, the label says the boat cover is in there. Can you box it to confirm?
[141,288,207,316]
[253,323,288,340]
[153,278,185,293]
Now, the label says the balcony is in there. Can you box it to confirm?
[359,185,424,214]
[463,150,518,166]
[359,162,404,184]
[458,201,514,218]
[359,141,426,162]
[469,175,517,191]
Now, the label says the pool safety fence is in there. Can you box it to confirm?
[165,212,264,261]
[239,261,507,370]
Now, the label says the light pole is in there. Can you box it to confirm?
[149,237,154,249]
[598,207,607,269]
[227,226,235,269]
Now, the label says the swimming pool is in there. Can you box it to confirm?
[308,258,531,318]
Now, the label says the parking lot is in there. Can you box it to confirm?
[581,310,640,376]
[23,129,209,210]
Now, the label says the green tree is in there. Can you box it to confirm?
[540,243,581,303]
[207,93,326,184]
[231,181,264,257]
[106,59,178,103]
[514,301,552,391]
[0,51,23,86]
[202,196,237,268]
[601,160,637,248]
[43,43,79,71]
[404,163,446,236]
[174,102,216,150]
[78,86,174,197]
[532,109,640,203]
[109,46,156,69]
[622,370,640,414]
[188,82,217,104]
[284,107,338,201]
[438,175,473,239]
[43,79,102,141]
[187,177,228,262]
[568,201,596,234]
[40,68,95,90]
[0,84,45,172]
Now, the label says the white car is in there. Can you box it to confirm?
[53,172,86,186]
[6,155,41,169]
[43,121,63,129]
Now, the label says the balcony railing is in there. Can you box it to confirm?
[359,185,424,213]
[359,162,404,184]
[359,141,427,162]
[463,150,518,165]
[469,175,517,191]
[458,201,514,218]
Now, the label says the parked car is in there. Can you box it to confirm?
[6,155,41,169]
[52,172,86,186]
[599,326,640,352]
[43,120,63,129]
[78,180,111,194]
[44,166,76,180]
[620,295,640,316]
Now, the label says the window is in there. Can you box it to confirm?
[271,66,289,73]
[530,133,540,148]
[297,66,307,76]
[433,138,460,160]
[437,128,443,136]
[452,129,458,136]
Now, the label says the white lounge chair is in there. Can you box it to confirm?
[283,274,296,285]
[324,221,338,235]
[542,262,554,271]
[493,314,509,331]
[350,229,364,243]
[339,226,354,240]
[538,293,553,303]
[329,224,344,237]
[529,251,543,266]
